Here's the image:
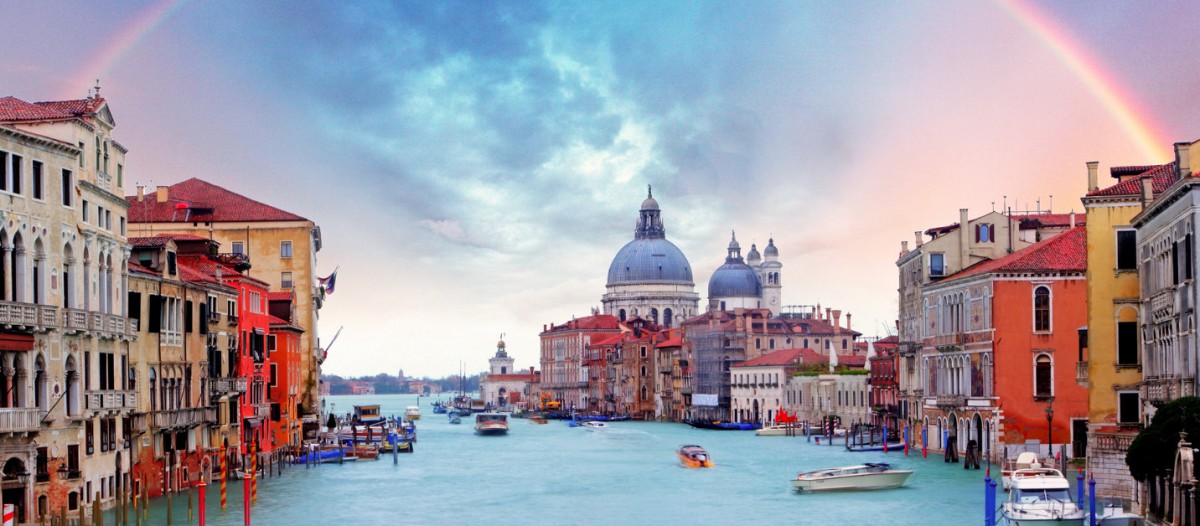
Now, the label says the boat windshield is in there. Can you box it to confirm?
[1015,488,1072,504]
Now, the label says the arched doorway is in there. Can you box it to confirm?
[497,388,507,408]
[752,399,760,424]
[2,457,28,522]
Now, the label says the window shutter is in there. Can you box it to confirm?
[127,292,141,323]
[185,301,193,333]
[148,295,161,333]
[974,224,980,243]
[199,304,209,334]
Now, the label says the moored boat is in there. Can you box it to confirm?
[449,413,462,425]
[792,463,912,492]
[755,424,803,436]
[686,419,760,431]
[431,401,448,414]
[405,405,422,421]
[1001,452,1043,491]
[678,445,713,468]
[1000,468,1086,524]
[529,415,548,425]
[474,413,509,436]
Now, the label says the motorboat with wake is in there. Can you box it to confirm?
[792,463,912,492]
[678,445,714,468]
[474,413,509,435]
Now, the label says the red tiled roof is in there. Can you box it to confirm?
[128,261,159,276]
[1011,213,1085,228]
[128,236,172,248]
[126,178,308,223]
[268,291,293,302]
[1111,165,1160,179]
[155,233,210,242]
[177,255,240,281]
[34,98,103,116]
[943,226,1086,281]
[0,96,105,122]
[838,355,867,366]
[1087,163,1177,197]
[735,348,805,367]
[267,315,289,325]
[589,334,624,347]
[546,314,621,333]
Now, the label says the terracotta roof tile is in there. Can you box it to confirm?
[735,348,806,367]
[126,178,308,223]
[1087,163,1178,198]
[0,96,70,121]
[1011,213,1085,228]
[268,291,293,302]
[128,236,171,248]
[943,225,1086,281]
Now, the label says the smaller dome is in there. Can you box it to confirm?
[764,238,779,258]
[641,184,659,210]
[747,243,761,264]
[708,263,763,299]
[727,231,740,252]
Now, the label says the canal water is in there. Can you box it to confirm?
[114,394,999,525]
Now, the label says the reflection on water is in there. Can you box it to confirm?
[113,394,988,525]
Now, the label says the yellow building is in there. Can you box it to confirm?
[1081,159,1178,500]
[125,179,325,418]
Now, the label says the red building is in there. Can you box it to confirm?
[539,314,622,412]
[866,336,900,429]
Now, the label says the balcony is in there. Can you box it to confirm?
[210,377,247,396]
[659,365,673,374]
[214,253,251,272]
[134,407,215,432]
[254,403,270,419]
[0,407,41,434]
[64,308,88,331]
[0,301,51,330]
[1076,361,1088,388]
[207,311,221,324]
[85,390,136,413]
[936,394,965,408]
[89,312,138,339]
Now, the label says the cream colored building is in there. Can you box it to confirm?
[0,91,136,521]
[126,179,325,417]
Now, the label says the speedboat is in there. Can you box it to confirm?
[474,413,509,436]
[431,401,448,414]
[529,416,548,425]
[678,445,713,468]
[449,413,462,425]
[755,424,801,436]
[1002,452,1043,490]
[585,421,608,431]
[405,406,422,421]
[1000,468,1086,524]
[792,463,912,492]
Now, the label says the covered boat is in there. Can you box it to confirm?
[1001,468,1086,524]
[405,406,422,421]
[792,463,912,492]
[474,413,509,436]
[678,445,714,468]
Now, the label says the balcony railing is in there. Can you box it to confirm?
[936,394,965,408]
[0,302,135,337]
[1076,361,1088,387]
[0,407,41,434]
[255,403,270,419]
[85,390,137,412]
[64,308,88,331]
[210,377,247,395]
[214,253,251,272]
[134,407,216,432]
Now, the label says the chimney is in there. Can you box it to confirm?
[959,208,970,268]
[1141,176,1154,208]
[136,185,144,202]
[1086,161,1099,192]
[156,186,168,203]
[832,310,841,334]
[825,307,831,322]
[914,231,924,247]
[1176,142,1193,179]
[1069,210,1076,229]
[901,240,909,256]
[846,313,852,333]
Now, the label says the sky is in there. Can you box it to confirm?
[2,0,1198,378]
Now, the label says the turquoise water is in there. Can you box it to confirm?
[117,394,997,525]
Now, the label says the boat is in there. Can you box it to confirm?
[677,445,713,468]
[474,413,509,436]
[232,468,264,480]
[1000,468,1086,524]
[431,401,448,414]
[585,421,608,430]
[449,413,462,425]
[353,444,379,460]
[1001,452,1043,490]
[792,463,913,492]
[685,419,761,431]
[352,405,384,425]
[755,424,803,436]
[405,405,422,421]
[529,415,548,425]
[845,441,906,452]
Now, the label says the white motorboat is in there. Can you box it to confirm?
[1001,452,1043,491]
[1000,468,1086,524]
[474,413,509,436]
[585,421,608,430]
[792,463,912,492]
[756,424,803,436]
[405,405,422,421]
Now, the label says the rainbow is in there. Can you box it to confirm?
[998,0,1172,162]
[61,0,186,100]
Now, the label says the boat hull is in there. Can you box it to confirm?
[475,426,508,436]
[792,471,912,492]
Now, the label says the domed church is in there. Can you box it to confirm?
[602,187,700,327]
[707,232,783,316]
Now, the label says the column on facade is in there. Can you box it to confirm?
[1,241,12,302]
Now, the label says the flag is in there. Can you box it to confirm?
[318,267,338,295]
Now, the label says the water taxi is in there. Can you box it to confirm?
[1000,468,1086,524]
[792,463,912,492]
[405,405,422,421]
[474,413,509,435]
[678,445,713,468]
[529,415,548,425]
[585,421,608,431]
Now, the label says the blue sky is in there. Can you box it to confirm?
[3,1,1199,377]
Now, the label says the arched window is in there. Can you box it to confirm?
[755,338,761,349]
[640,366,646,377]
[35,354,46,412]
[663,308,673,327]
[650,308,658,325]
[64,356,78,416]
[803,338,808,349]
[1034,286,1051,332]
[618,309,626,322]
[769,339,775,350]
[149,368,157,412]
[1035,354,1052,398]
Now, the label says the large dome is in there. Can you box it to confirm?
[607,238,694,286]
[708,262,762,298]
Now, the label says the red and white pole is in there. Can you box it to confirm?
[198,480,207,526]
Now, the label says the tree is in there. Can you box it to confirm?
[1126,396,1200,481]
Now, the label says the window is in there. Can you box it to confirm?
[280,241,292,258]
[1116,230,1136,270]
[82,200,89,222]
[0,151,7,192]
[62,169,73,206]
[1118,391,1140,425]
[1033,286,1051,332]
[231,242,244,255]
[930,253,946,277]
[9,153,21,195]
[1034,354,1052,398]
[281,272,293,289]
[167,251,177,276]
[1117,321,1138,365]
[120,217,125,236]
[117,164,123,187]
[32,160,43,199]
[976,223,993,243]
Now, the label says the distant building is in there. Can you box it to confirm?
[539,315,622,411]
[347,382,375,395]
[480,339,537,409]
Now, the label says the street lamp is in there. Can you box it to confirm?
[1044,399,1054,452]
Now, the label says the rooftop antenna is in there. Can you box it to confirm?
[991,201,995,212]
[1049,195,1053,212]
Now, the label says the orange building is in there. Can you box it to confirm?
[920,226,1088,463]
[268,314,303,450]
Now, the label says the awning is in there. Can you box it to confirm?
[244,417,262,428]
[0,333,34,351]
